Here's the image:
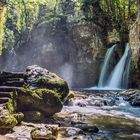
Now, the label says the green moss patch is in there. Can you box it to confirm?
[0,115,17,130]
[15,87,63,116]
[20,88,61,100]
[37,76,69,100]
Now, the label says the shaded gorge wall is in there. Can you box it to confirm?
[0,12,107,88]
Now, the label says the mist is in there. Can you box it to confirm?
[59,63,73,88]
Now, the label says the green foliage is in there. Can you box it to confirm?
[6,99,15,114]
[4,0,41,50]
[0,0,137,52]
[0,114,17,129]
[81,0,137,42]
[0,7,7,53]
[20,87,62,99]
[0,0,86,52]
[2,0,65,52]
[13,112,24,123]
[100,0,137,41]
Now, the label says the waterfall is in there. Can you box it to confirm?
[107,44,131,89]
[98,45,116,87]
[88,43,131,90]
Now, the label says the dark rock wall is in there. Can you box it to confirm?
[129,1,140,88]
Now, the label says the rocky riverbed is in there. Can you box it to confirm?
[1,89,140,140]
[0,65,140,140]
[54,90,140,140]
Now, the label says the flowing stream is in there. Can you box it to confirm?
[62,91,140,140]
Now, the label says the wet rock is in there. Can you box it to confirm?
[81,125,99,133]
[25,65,69,100]
[23,111,45,122]
[59,127,83,137]
[13,112,24,124]
[119,90,140,106]
[64,91,75,105]
[0,135,14,140]
[73,137,83,140]
[66,127,83,137]
[67,93,115,107]
[5,125,33,140]
[0,115,17,132]
[90,100,106,107]
[31,125,58,140]
[129,93,140,106]
[71,122,99,133]
[131,94,140,106]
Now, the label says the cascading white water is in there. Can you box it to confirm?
[98,45,116,87]
[88,43,131,90]
[107,44,131,89]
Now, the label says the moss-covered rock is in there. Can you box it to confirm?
[13,112,24,124]
[6,99,15,114]
[25,65,69,101]
[16,88,63,116]
[0,115,17,130]
[31,126,58,140]
[0,65,69,125]
[23,111,45,122]
[0,99,19,132]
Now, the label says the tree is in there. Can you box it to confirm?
[0,0,8,53]
[2,0,63,52]
[81,0,137,45]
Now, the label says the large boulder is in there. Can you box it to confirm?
[0,65,69,124]
[15,65,69,116]
[25,65,69,100]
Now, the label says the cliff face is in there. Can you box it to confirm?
[129,0,140,88]
[69,23,106,87]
